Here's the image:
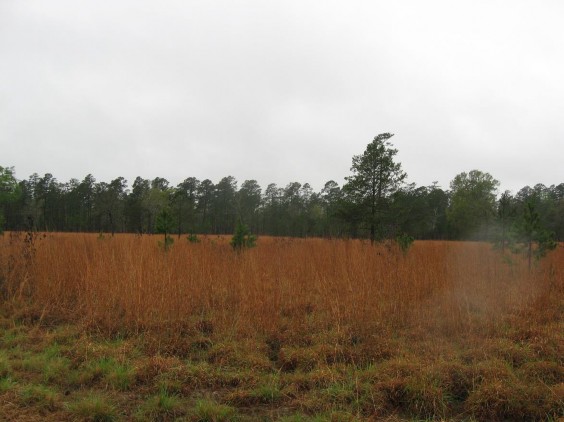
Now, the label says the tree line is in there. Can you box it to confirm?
[1,134,563,243]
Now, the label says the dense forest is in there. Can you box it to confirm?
[1,134,563,242]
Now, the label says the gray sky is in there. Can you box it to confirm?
[1,1,563,194]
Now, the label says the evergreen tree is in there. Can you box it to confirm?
[0,166,20,233]
[343,133,407,244]
[230,220,256,252]
[156,207,175,251]
[510,199,557,271]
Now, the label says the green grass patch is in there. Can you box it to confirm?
[19,383,61,411]
[67,393,119,421]
[251,383,283,403]
[1,326,28,348]
[193,398,238,421]
[0,349,12,378]
[20,342,72,385]
[0,376,17,393]
[79,357,136,390]
[135,390,185,420]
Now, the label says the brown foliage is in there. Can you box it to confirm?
[0,234,562,420]
[1,234,562,345]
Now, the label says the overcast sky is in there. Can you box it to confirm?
[1,1,563,194]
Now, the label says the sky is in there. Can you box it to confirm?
[1,0,563,195]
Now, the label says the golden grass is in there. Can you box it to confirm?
[0,233,562,420]
[1,233,561,343]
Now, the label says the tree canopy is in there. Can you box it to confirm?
[447,170,499,239]
[1,137,562,244]
[0,166,21,233]
[343,133,407,243]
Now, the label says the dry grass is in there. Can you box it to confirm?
[2,233,560,338]
[0,232,562,420]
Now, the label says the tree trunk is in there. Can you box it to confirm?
[177,201,182,239]
[527,238,532,272]
[109,211,114,236]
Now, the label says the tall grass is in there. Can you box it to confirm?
[1,232,561,345]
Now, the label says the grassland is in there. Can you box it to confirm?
[0,232,562,421]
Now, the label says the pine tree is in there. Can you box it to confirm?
[343,134,406,244]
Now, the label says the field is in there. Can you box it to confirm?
[0,232,562,421]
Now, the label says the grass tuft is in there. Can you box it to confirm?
[19,383,61,411]
[0,376,17,393]
[135,390,184,420]
[67,393,118,421]
[193,398,238,421]
[0,350,12,378]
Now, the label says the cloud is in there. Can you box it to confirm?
[1,1,563,193]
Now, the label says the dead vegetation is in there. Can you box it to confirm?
[0,233,562,420]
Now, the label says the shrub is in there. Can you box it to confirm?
[230,221,256,251]
[187,233,200,243]
[395,233,414,256]
[156,208,175,251]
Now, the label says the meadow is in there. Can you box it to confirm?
[0,232,562,421]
